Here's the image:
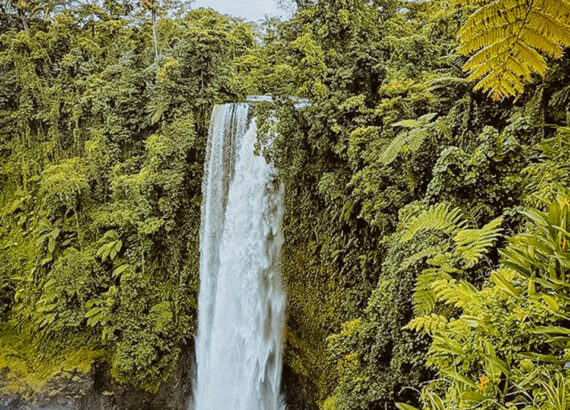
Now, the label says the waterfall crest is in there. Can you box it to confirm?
[193,103,286,410]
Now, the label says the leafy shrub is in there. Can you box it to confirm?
[403,193,570,409]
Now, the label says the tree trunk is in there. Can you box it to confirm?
[152,9,158,59]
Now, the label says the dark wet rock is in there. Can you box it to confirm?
[281,363,317,410]
[0,347,193,410]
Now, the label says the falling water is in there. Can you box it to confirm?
[192,103,286,410]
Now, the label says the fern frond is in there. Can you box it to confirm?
[407,128,429,151]
[404,313,449,333]
[380,132,408,165]
[382,113,439,164]
[401,203,466,242]
[432,279,479,309]
[454,217,503,267]
[418,112,438,122]
[392,119,421,128]
[458,0,570,100]
[401,245,446,270]
[414,269,453,315]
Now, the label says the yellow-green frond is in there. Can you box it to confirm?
[432,279,480,309]
[400,203,466,242]
[380,132,409,165]
[413,269,453,315]
[404,313,449,333]
[401,245,446,270]
[407,128,429,152]
[454,217,503,267]
[458,0,570,100]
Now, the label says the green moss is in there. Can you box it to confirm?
[0,324,104,397]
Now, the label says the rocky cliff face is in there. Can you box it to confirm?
[0,349,194,410]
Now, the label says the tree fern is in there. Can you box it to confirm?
[458,0,570,100]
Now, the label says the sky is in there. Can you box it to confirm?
[192,0,287,21]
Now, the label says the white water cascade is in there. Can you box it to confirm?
[192,103,286,410]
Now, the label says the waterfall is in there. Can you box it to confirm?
[192,103,286,410]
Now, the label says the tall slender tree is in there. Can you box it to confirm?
[141,0,159,59]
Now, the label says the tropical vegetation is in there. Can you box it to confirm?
[0,0,569,408]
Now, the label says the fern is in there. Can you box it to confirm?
[405,313,449,332]
[380,132,409,165]
[393,113,438,129]
[401,203,465,242]
[432,279,480,309]
[380,113,439,165]
[407,128,429,152]
[414,269,453,314]
[454,217,503,267]
[458,0,570,100]
[401,245,446,270]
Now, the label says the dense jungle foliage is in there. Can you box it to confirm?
[1,0,569,409]
[0,0,255,395]
[252,0,570,408]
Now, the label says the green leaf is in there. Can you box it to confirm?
[418,112,438,122]
[520,352,564,364]
[392,119,420,128]
[542,294,560,312]
[87,314,103,327]
[101,244,112,261]
[491,270,520,298]
[85,307,101,318]
[41,255,53,266]
[48,237,56,254]
[96,243,107,258]
[113,264,131,278]
[395,404,418,410]
[461,391,487,402]
[51,228,61,239]
[461,315,488,329]
[441,369,478,389]
[486,354,510,377]
[531,326,570,335]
